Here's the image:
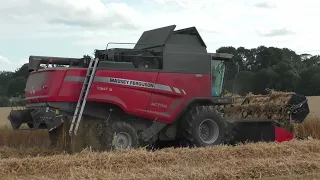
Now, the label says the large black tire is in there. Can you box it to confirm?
[180,105,233,147]
[100,120,139,150]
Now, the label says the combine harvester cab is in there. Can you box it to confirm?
[7,24,310,152]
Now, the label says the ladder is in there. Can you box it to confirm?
[69,57,99,136]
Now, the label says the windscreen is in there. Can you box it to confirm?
[211,60,226,96]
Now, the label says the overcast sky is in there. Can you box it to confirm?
[0,0,319,71]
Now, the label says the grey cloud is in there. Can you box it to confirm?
[254,2,276,9]
[0,55,10,64]
[0,0,142,31]
[0,55,28,71]
[115,23,141,31]
[257,28,295,37]
[48,15,140,30]
[198,28,219,34]
[48,18,101,28]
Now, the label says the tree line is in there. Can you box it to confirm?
[0,45,320,107]
[0,64,28,106]
[217,46,320,96]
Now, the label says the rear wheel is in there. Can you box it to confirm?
[50,115,140,152]
[198,118,220,144]
[100,120,139,150]
[180,105,230,147]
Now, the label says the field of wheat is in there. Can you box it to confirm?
[1,140,320,179]
[0,96,319,179]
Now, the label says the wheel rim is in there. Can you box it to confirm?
[198,119,219,144]
[113,132,132,149]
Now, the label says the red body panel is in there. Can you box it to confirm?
[25,68,211,123]
[274,126,295,142]
[145,72,211,123]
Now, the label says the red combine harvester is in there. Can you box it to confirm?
[8,25,309,152]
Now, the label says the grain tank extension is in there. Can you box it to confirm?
[8,25,310,152]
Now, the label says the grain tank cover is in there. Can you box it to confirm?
[134,25,176,49]
[134,25,207,51]
[166,26,207,48]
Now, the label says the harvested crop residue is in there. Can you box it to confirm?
[1,140,320,180]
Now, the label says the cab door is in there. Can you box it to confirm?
[211,59,226,97]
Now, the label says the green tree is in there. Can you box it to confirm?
[0,71,14,96]
[309,73,320,95]
[234,71,254,95]
[0,96,9,107]
[272,61,300,91]
[297,66,320,95]
[303,55,320,67]
[252,68,280,94]
[7,76,27,97]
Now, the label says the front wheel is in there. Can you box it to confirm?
[180,106,230,147]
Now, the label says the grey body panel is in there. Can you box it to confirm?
[163,50,211,74]
[172,26,207,48]
[134,25,176,49]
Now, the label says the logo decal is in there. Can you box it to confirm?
[109,78,155,89]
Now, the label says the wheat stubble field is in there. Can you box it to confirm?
[0,96,319,180]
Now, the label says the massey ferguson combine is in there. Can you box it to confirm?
[7,25,309,152]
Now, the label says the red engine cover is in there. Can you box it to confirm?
[25,68,212,124]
